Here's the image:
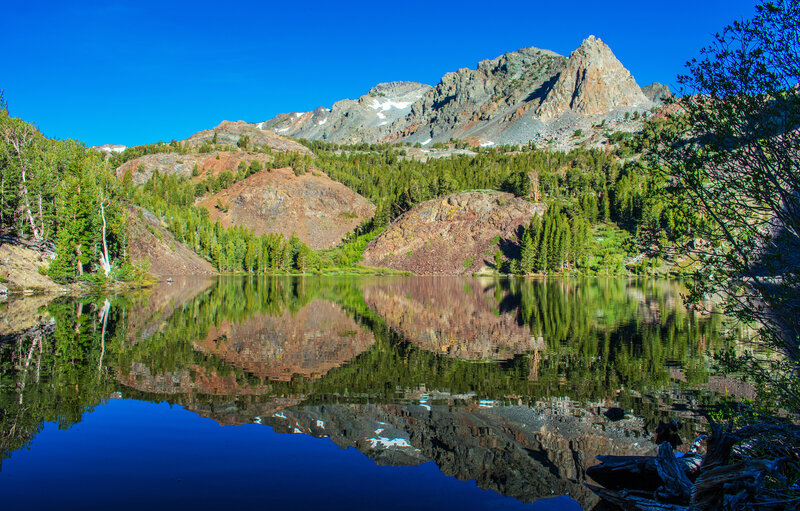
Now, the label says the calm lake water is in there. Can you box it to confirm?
[0,276,746,510]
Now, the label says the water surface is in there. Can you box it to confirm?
[0,276,745,509]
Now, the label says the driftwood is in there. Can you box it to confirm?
[654,443,694,503]
[587,452,702,492]
[587,418,800,511]
[586,484,689,511]
[693,458,785,510]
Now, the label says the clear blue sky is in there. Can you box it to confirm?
[2,0,760,147]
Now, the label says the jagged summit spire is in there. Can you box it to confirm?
[535,35,650,118]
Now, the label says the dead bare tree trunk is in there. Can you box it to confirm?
[0,125,41,240]
[76,244,83,276]
[98,193,111,277]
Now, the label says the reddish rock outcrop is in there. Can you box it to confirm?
[362,191,544,274]
[126,206,217,276]
[116,151,277,186]
[536,36,651,119]
[198,167,375,250]
[185,120,312,154]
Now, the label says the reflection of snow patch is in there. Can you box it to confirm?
[478,400,496,408]
[421,138,432,146]
[419,401,431,411]
[253,416,262,424]
[293,427,303,434]
[256,122,264,129]
[273,412,287,419]
[368,437,412,449]
[375,428,385,434]
[316,420,325,428]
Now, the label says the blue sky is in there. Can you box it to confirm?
[2,0,760,147]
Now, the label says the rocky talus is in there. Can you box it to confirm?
[197,167,375,250]
[262,81,431,144]
[361,191,545,274]
[126,206,217,276]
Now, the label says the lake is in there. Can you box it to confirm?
[0,276,747,509]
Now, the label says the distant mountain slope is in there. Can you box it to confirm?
[255,36,664,147]
[197,167,375,250]
[184,120,312,154]
[116,150,277,185]
[262,81,431,143]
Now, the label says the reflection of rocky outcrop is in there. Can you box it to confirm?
[184,399,656,508]
[363,277,542,360]
[123,276,216,345]
[194,299,375,381]
[0,294,54,340]
[120,297,375,397]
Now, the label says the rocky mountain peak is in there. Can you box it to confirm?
[535,35,651,118]
[641,82,673,103]
[368,81,429,96]
[255,37,660,148]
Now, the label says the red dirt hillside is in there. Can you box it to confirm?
[126,206,217,276]
[362,190,545,275]
[198,167,375,250]
[362,277,544,360]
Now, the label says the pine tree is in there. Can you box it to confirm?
[520,230,535,273]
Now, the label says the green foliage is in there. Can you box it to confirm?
[0,101,127,283]
[648,0,800,410]
[517,205,591,274]
[130,171,313,273]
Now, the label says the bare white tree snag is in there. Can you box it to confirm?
[98,191,111,277]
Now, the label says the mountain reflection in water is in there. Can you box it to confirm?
[0,276,747,509]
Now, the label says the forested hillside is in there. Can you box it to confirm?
[0,95,131,283]
[1,87,694,280]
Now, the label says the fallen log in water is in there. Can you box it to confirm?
[587,419,800,510]
[587,451,703,492]
[585,484,689,511]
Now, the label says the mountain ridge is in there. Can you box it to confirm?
[252,36,664,148]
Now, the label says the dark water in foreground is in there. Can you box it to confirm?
[0,276,746,510]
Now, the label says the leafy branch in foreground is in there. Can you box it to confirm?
[649,0,800,408]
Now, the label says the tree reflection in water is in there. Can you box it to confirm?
[0,276,746,506]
